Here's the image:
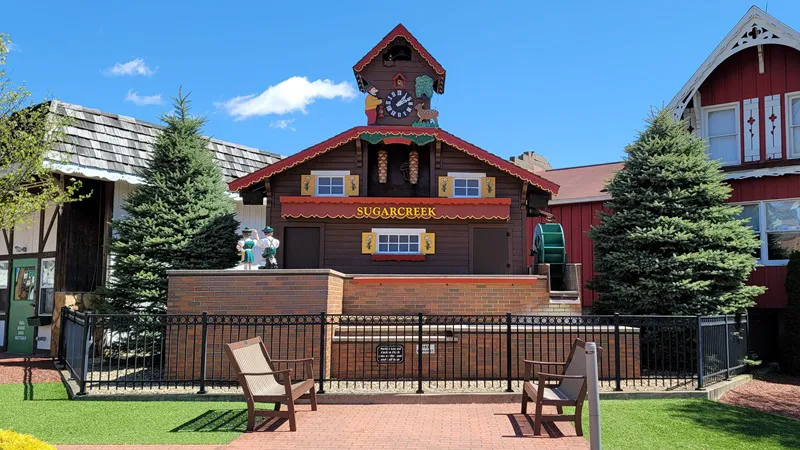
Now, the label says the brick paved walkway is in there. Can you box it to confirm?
[58,403,586,450]
[0,355,61,384]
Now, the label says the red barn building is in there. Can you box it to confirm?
[530,6,800,359]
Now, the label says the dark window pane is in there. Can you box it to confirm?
[767,232,800,260]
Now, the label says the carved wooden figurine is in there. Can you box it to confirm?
[414,104,439,124]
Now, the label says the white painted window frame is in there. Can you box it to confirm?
[38,257,56,316]
[702,102,741,166]
[730,199,800,266]
[785,91,800,159]
[371,228,426,255]
[311,170,349,197]
[447,172,485,198]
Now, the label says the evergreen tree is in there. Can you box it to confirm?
[780,251,800,374]
[588,109,764,315]
[105,90,239,313]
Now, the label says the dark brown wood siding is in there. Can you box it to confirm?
[267,140,529,274]
[358,39,438,127]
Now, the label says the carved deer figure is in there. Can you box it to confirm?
[414,103,439,124]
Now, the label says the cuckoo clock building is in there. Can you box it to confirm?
[230,25,560,276]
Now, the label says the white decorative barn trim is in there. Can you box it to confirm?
[765,94,782,160]
[668,6,800,120]
[743,98,760,162]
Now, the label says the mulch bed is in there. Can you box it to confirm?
[720,373,800,421]
[0,354,62,384]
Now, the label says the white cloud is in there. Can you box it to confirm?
[104,58,156,76]
[125,89,163,106]
[6,42,20,52]
[217,76,357,120]
[269,119,296,131]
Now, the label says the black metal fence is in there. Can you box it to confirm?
[57,308,748,395]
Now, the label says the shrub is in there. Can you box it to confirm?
[781,251,800,374]
[0,429,55,450]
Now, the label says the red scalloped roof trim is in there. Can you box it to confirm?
[228,126,560,195]
[281,197,511,206]
[371,254,426,262]
[353,24,446,76]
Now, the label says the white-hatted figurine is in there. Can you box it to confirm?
[260,226,280,269]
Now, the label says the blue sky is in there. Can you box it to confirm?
[2,1,793,168]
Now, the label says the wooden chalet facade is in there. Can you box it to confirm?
[230,25,559,275]
[0,101,280,353]
[531,6,800,360]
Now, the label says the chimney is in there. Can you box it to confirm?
[510,151,551,173]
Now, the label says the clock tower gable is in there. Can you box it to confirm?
[354,24,445,127]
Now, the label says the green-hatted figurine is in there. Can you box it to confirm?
[237,227,260,270]
[260,226,280,269]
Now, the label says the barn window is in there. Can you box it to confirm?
[702,103,740,166]
[787,94,800,158]
[383,43,412,62]
[733,199,800,265]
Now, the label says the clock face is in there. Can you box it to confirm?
[384,89,414,118]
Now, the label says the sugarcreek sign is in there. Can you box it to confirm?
[280,197,512,221]
[356,206,436,219]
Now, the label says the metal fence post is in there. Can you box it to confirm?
[724,315,731,380]
[417,312,424,394]
[197,312,209,394]
[696,315,704,390]
[318,311,326,394]
[505,312,513,392]
[77,313,91,396]
[613,313,622,391]
[58,307,68,364]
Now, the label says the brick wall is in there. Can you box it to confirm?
[165,270,594,383]
[342,275,576,315]
[330,326,639,381]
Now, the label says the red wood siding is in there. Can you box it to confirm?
[527,201,607,307]
[699,45,800,162]
[727,174,800,202]
[532,175,800,309]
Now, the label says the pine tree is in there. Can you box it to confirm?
[105,90,240,313]
[780,251,800,374]
[588,108,764,315]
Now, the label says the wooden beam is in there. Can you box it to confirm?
[435,140,442,169]
[361,142,369,196]
[1,230,10,255]
[264,178,272,208]
[355,139,363,167]
[429,143,436,198]
[41,207,58,253]
[521,182,529,209]
[758,45,765,74]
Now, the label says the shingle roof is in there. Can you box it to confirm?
[48,101,281,182]
[539,162,625,204]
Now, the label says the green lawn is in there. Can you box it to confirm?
[574,399,800,450]
[0,383,252,445]
[0,382,798,448]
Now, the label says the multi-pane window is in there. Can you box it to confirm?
[789,96,800,158]
[453,178,480,198]
[734,200,800,264]
[316,176,345,196]
[736,204,761,260]
[765,200,800,261]
[704,105,740,165]
[375,230,422,254]
[38,258,55,315]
